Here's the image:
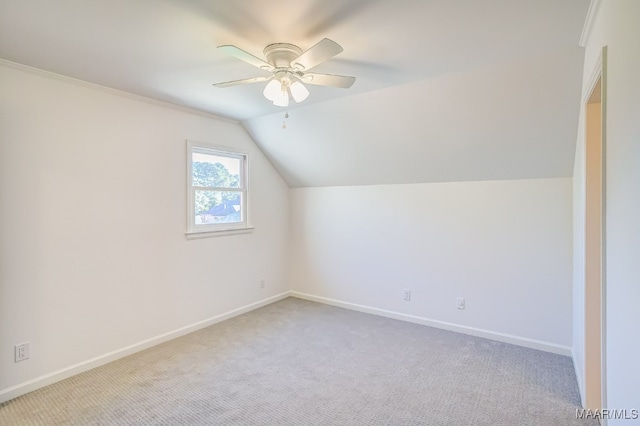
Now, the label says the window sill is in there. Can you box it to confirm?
[185,227,254,240]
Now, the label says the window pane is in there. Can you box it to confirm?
[194,190,242,224]
[192,152,241,188]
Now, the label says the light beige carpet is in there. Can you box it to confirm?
[0,297,596,425]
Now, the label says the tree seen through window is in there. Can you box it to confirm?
[192,161,241,222]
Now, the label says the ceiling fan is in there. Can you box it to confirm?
[213,38,356,108]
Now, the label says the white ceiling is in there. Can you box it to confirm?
[0,0,590,187]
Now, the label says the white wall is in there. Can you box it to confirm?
[290,178,573,352]
[575,1,640,420]
[0,63,290,401]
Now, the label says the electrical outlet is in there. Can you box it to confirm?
[403,289,411,301]
[15,342,30,362]
[457,297,465,310]
[260,278,265,289]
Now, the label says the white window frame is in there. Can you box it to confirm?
[186,140,251,237]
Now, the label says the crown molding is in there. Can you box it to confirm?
[579,0,602,48]
[0,58,238,125]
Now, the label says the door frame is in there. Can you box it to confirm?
[583,46,607,416]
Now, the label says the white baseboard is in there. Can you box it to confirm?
[291,291,572,356]
[2,290,573,404]
[0,292,291,404]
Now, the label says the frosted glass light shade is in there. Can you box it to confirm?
[263,79,281,102]
[289,81,309,103]
[273,89,289,107]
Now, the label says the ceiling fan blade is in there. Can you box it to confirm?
[301,73,356,88]
[218,45,273,70]
[292,38,343,71]
[213,76,272,88]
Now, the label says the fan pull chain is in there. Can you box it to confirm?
[282,111,289,129]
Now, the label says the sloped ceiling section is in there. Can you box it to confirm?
[0,0,590,187]
[244,47,585,187]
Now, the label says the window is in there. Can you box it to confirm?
[186,140,249,235]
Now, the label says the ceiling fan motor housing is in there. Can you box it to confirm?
[264,43,303,69]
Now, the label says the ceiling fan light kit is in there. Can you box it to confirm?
[262,71,309,107]
[213,38,355,108]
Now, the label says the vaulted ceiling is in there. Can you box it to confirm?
[0,0,590,187]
